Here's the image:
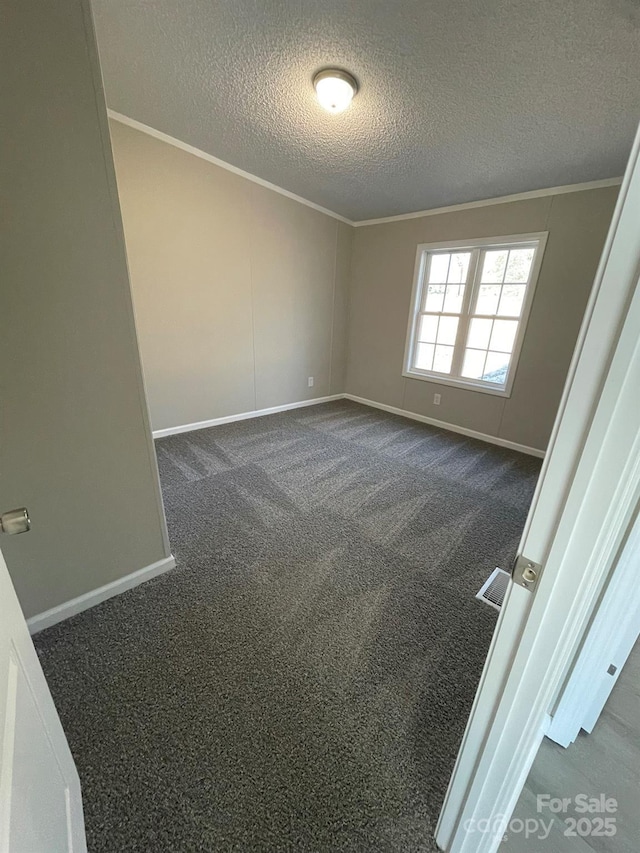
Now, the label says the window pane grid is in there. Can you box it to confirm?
[413,312,459,374]
[472,313,521,320]
[408,239,539,391]
[412,249,472,377]
[417,311,462,320]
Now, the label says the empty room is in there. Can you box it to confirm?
[2,1,640,852]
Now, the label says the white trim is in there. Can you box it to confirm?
[343,394,545,457]
[399,233,551,252]
[27,556,176,635]
[107,111,352,225]
[436,119,640,853]
[402,232,547,398]
[547,515,640,747]
[108,111,622,229]
[443,286,640,853]
[354,178,622,227]
[403,372,512,397]
[152,391,545,455]
[453,710,552,851]
[152,395,344,439]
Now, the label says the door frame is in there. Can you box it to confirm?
[546,516,640,747]
[436,123,640,853]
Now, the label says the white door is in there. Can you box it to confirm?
[0,519,86,853]
[437,120,640,853]
[546,515,640,747]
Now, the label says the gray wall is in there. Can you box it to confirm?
[0,0,170,618]
[109,120,352,432]
[346,187,618,451]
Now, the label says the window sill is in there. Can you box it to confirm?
[403,369,512,398]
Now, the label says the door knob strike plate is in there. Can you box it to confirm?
[512,554,542,591]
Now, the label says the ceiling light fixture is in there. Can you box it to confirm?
[313,68,358,114]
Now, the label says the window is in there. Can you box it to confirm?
[403,233,547,396]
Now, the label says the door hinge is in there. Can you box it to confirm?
[512,554,542,591]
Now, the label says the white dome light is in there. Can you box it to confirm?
[313,69,358,114]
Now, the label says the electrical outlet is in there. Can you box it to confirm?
[308,376,314,387]
[433,393,441,405]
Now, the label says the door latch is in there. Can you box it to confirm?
[512,554,541,591]
[0,507,31,535]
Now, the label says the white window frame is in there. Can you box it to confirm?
[402,232,548,398]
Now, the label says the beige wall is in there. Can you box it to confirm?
[346,187,618,451]
[111,117,616,452]
[1,0,170,618]
[109,120,352,431]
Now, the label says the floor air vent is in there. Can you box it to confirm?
[476,567,510,611]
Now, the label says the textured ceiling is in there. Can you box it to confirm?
[92,0,640,221]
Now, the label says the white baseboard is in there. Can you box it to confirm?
[152,391,546,456]
[344,393,545,458]
[152,395,344,438]
[27,555,176,635]
[26,394,540,634]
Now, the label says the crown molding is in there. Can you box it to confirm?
[107,110,353,225]
[353,177,623,227]
[107,110,622,228]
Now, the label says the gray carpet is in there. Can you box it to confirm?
[34,400,540,852]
